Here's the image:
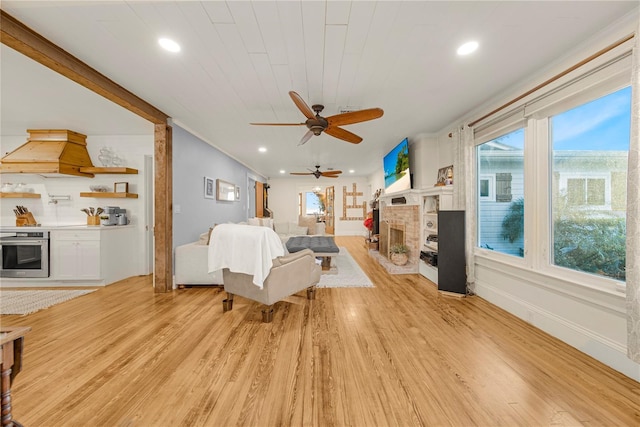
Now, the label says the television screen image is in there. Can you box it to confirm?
[383,137,411,193]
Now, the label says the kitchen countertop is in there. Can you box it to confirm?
[0,224,135,231]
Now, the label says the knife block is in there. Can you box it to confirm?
[87,215,100,226]
[16,212,37,226]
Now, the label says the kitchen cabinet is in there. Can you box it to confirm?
[51,230,101,279]
[46,226,138,285]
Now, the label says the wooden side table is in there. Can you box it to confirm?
[1,326,31,427]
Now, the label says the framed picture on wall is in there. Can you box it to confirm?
[435,165,453,186]
[204,176,214,199]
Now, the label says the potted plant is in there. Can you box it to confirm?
[389,243,409,266]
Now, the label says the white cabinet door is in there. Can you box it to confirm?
[76,240,101,279]
[54,240,79,278]
[51,231,101,280]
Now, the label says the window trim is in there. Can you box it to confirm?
[475,85,630,290]
[479,174,495,201]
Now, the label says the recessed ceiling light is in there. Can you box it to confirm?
[158,38,181,53]
[279,169,285,174]
[349,169,355,173]
[258,147,267,153]
[457,41,478,56]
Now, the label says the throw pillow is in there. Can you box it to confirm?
[198,226,216,245]
[206,227,214,245]
[298,215,316,235]
[291,225,308,236]
[274,222,290,235]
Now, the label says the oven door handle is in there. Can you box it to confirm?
[0,238,47,244]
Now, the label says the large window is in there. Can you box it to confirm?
[305,191,324,215]
[550,87,631,281]
[477,128,525,257]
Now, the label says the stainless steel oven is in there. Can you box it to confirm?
[0,230,50,278]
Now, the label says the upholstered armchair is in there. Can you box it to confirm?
[208,223,321,323]
[222,248,321,322]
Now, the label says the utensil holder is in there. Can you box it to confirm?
[87,215,100,226]
[16,212,37,226]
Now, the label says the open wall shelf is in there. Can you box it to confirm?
[0,192,41,198]
[80,192,138,198]
[78,167,138,174]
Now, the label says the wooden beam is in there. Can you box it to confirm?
[0,10,169,124]
[154,124,173,292]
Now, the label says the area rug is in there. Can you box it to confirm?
[0,289,96,315]
[317,247,374,288]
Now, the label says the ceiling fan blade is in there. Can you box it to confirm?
[298,130,314,146]
[324,126,362,144]
[324,174,339,178]
[322,170,342,175]
[289,91,316,119]
[326,108,384,127]
[250,122,306,126]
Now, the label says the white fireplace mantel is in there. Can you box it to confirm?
[378,187,453,207]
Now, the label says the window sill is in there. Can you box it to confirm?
[474,249,625,310]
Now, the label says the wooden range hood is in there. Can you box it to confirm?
[0,129,95,177]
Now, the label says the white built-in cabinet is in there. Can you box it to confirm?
[50,226,137,284]
[418,187,453,284]
[52,231,101,279]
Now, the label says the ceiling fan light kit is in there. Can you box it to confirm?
[251,91,383,146]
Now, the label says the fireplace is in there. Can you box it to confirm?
[379,221,405,259]
[376,204,419,273]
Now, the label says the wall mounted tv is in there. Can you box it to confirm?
[383,137,411,193]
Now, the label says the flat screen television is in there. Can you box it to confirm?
[383,137,411,193]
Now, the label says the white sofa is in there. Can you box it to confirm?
[274,222,310,243]
[174,230,223,288]
[174,217,325,287]
[274,215,326,242]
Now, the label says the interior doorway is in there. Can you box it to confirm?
[325,186,335,234]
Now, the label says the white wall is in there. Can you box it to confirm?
[267,176,372,236]
[171,125,265,248]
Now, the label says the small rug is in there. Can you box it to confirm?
[0,289,96,315]
[317,247,374,288]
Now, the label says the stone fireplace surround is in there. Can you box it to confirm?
[377,202,420,273]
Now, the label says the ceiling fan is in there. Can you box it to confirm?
[251,91,384,145]
[290,165,342,179]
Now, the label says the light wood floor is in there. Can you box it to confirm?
[2,236,639,426]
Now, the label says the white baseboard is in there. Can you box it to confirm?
[476,281,640,382]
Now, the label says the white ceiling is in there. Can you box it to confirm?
[1,1,637,179]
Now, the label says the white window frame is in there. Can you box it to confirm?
[479,174,495,201]
[472,40,632,293]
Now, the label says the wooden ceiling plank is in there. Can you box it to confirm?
[0,10,168,125]
[323,25,347,106]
